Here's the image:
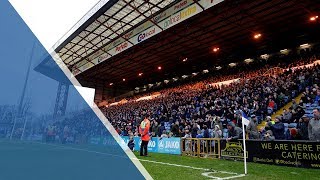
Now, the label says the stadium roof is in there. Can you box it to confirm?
[52,0,320,91]
[53,0,176,67]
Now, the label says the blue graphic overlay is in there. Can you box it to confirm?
[0,1,146,179]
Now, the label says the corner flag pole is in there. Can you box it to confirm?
[242,122,248,175]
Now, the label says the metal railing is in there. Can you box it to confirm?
[181,138,221,159]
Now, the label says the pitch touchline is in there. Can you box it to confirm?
[35,142,246,179]
[135,159,246,180]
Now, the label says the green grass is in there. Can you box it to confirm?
[136,152,320,180]
[1,140,319,180]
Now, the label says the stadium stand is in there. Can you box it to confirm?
[2,55,320,143]
[96,55,320,142]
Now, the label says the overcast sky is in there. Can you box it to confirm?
[9,0,101,50]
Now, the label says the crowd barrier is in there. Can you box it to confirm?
[89,136,320,169]
[180,138,220,159]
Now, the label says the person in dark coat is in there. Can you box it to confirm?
[158,122,165,137]
[128,136,135,151]
[297,115,309,140]
[271,116,285,140]
[226,122,243,141]
[203,125,210,138]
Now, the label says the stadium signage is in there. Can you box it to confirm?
[174,0,188,10]
[72,0,225,76]
[161,137,181,154]
[92,136,181,155]
[115,42,128,53]
[123,31,133,40]
[163,4,198,29]
[137,28,156,42]
[153,12,167,23]
[221,142,248,159]
[221,140,320,169]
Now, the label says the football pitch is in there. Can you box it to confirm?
[0,140,319,180]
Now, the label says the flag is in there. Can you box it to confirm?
[240,110,248,174]
[240,110,250,126]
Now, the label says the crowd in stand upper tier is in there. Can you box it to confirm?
[18,54,319,143]
[100,56,320,141]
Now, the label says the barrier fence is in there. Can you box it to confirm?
[181,138,220,159]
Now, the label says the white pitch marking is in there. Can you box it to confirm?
[35,142,245,179]
[201,172,246,179]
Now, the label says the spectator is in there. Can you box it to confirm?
[262,130,275,141]
[285,124,299,140]
[203,125,210,138]
[196,130,203,138]
[160,130,168,138]
[171,121,180,137]
[297,115,309,140]
[246,115,260,139]
[191,124,199,138]
[270,116,285,140]
[308,108,320,141]
[315,90,320,105]
[282,109,292,123]
[226,122,243,141]
[128,136,135,151]
[213,125,222,138]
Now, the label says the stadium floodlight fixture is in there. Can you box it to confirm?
[300,43,311,49]
[254,33,262,39]
[280,49,289,55]
[138,72,143,76]
[229,63,237,67]
[123,78,126,82]
[203,69,209,73]
[109,83,113,86]
[244,58,254,63]
[310,16,318,21]
[216,66,222,70]
[260,54,269,60]
[213,47,220,52]
[192,72,198,76]
[182,75,188,79]
[158,66,162,70]
[182,58,188,62]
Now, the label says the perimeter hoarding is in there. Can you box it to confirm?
[90,136,320,169]
[91,136,181,155]
[220,140,320,169]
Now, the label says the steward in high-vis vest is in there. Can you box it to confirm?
[139,115,150,156]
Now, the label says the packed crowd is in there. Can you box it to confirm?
[101,57,320,141]
[21,55,319,143]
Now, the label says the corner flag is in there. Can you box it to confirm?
[241,111,250,126]
[240,110,248,175]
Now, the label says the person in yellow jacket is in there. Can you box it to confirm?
[139,114,151,156]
